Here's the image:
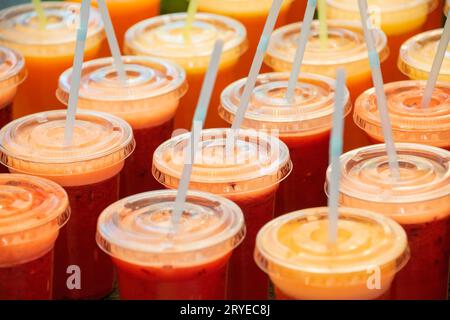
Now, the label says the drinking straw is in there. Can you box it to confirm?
[31,0,47,29]
[64,0,91,145]
[318,0,328,49]
[286,0,317,102]
[171,40,224,228]
[327,68,346,244]
[422,11,450,108]
[358,0,400,180]
[97,0,127,83]
[183,0,199,40]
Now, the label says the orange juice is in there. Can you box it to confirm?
[0,2,105,119]
[124,13,248,129]
[286,0,307,23]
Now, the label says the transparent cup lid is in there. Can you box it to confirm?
[219,72,351,134]
[0,2,104,56]
[197,0,293,15]
[153,128,292,195]
[0,45,26,90]
[97,189,245,267]
[399,29,450,81]
[354,80,450,147]
[265,20,388,76]
[57,56,188,113]
[0,110,134,176]
[255,206,409,277]
[326,0,437,13]
[124,13,248,70]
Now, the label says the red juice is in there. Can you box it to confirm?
[97,190,245,300]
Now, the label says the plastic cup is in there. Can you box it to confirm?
[265,20,388,151]
[255,206,409,300]
[423,0,444,31]
[197,0,292,77]
[57,56,187,198]
[354,80,450,150]
[326,0,437,82]
[286,0,307,23]
[0,174,70,300]
[153,128,292,299]
[124,13,248,129]
[0,2,105,118]
[330,143,450,300]
[0,110,135,300]
[97,189,245,300]
[69,0,160,51]
[219,72,351,215]
[399,29,450,81]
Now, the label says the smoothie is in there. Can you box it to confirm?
[255,207,409,300]
[354,80,450,150]
[286,0,307,23]
[0,2,105,118]
[97,190,245,300]
[57,56,187,197]
[219,72,351,215]
[0,174,70,300]
[265,20,388,151]
[153,128,292,300]
[0,110,135,300]
[332,143,450,300]
[124,13,248,129]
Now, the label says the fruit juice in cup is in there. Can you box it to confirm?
[0,110,135,300]
[197,0,292,77]
[423,0,444,31]
[152,128,292,300]
[97,190,245,300]
[0,174,70,300]
[265,20,388,151]
[354,80,450,150]
[219,72,351,215]
[255,207,410,300]
[326,0,437,82]
[330,143,450,300]
[57,56,187,198]
[70,0,161,51]
[286,0,307,23]
[0,2,105,119]
[399,29,450,81]
[124,13,248,129]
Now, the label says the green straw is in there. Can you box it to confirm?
[31,0,47,29]
[318,0,328,49]
[184,0,199,41]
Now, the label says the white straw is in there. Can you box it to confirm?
[64,0,91,145]
[97,0,127,83]
[327,68,346,244]
[422,12,450,107]
[171,40,224,228]
[358,0,400,180]
[286,0,317,102]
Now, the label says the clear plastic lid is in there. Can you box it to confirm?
[124,13,248,70]
[255,206,408,276]
[0,45,26,90]
[333,143,450,223]
[97,189,245,267]
[219,72,351,135]
[0,174,70,266]
[153,128,292,195]
[327,0,436,13]
[354,80,450,148]
[399,29,450,81]
[198,0,293,15]
[57,56,188,127]
[0,110,134,177]
[265,20,388,77]
[0,2,105,56]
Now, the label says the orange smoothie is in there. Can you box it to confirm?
[265,20,388,151]
[286,0,307,23]
[0,2,105,119]
[327,0,437,82]
[124,13,248,129]
[255,207,409,300]
[198,0,292,77]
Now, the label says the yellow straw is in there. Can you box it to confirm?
[32,0,47,29]
[184,0,199,41]
[318,0,328,49]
